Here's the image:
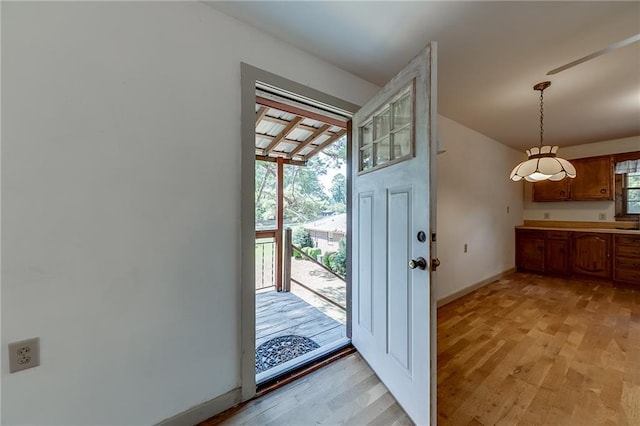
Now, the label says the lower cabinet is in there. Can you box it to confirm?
[614,235,640,284]
[571,232,612,279]
[515,230,545,273]
[545,231,570,275]
[516,228,639,285]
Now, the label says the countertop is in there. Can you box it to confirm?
[516,225,640,235]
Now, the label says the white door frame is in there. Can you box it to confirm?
[239,63,360,400]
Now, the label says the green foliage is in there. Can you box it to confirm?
[292,227,313,249]
[302,247,322,261]
[323,251,335,268]
[330,173,346,204]
[331,237,347,276]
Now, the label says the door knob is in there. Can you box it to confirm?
[409,257,427,270]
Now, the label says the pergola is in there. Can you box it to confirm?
[254,94,348,291]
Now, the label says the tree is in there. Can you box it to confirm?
[330,173,346,204]
[331,237,347,276]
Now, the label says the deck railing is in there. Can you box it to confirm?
[255,230,277,290]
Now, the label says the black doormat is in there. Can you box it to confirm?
[255,335,320,373]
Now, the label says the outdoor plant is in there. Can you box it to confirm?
[292,227,313,249]
[323,251,335,269]
[331,237,347,276]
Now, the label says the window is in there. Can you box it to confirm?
[624,172,640,214]
[614,153,640,219]
[359,86,413,172]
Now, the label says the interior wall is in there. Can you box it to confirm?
[1,2,378,425]
[436,116,524,301]
[523,136,640,222]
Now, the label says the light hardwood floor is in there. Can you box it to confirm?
[438,272,640,425]
[204,352,412,425]
[205,272,640,425]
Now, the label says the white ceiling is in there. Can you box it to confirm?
[207,1,640,151]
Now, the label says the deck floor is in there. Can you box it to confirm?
[256,290,346,349]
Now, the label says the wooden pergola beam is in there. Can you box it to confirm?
[289,123,331,158]
[304,129,347,159]
[256,96,347,129]
[255,155,306,167]
[255,106,268,125]
[264,116,304,154]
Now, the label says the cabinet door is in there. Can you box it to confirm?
[570,156,613,200]
[571,233,612,278]
[532,178,569,202]
[546,238,569,275]
[516,230,545,273]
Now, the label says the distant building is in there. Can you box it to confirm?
[303,213,346,253]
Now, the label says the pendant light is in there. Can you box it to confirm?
[510,81,576,182]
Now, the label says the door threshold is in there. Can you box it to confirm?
[256,340,355,396]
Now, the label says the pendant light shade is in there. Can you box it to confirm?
[510,146,577,182]
[510,82,576,182]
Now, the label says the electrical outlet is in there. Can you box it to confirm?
[544,212,550,219]
[9,337,40,373]
[599,213,607,221]
[464,243,468,253]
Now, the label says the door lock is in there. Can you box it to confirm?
[408,257,427,270]
[431,258,441,271]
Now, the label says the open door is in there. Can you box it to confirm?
[350,44,437,425]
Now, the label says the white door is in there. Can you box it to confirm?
[351,44,437,425]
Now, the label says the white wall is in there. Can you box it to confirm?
[1,2,378,425]
[523,136,640,222]
[436,116,524,301]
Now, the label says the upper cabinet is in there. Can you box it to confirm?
[532,155,613,202]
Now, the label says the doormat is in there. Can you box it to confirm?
[255,335,320,373]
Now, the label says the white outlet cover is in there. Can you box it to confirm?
[8,337,40,373]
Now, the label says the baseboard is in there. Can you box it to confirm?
[156,387,242,426]
[437,268,517,308]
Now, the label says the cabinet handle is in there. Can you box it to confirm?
[600,188,606,194]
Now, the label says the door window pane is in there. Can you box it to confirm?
[374,108,390,138]
[392,95,411,129]
[361,122,373,148]
[375,137,390,166]
[393,129,411,159]
[361,147,373,170]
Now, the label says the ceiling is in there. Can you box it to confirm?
[207,1,640,151]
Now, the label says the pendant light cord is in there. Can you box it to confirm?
[539,89,544,147]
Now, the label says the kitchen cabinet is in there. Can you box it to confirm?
[614,234,640,285]
[532,179,569,202]
[570,156,614,200]
[532,155,613,202]
[515,229,545,273]
[571,232,612,279]
[545,231,570,275]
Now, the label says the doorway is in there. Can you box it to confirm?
[240,64,360,398]
[253,87,351,383]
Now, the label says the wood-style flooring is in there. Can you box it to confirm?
[206,272,640,425]
[204,352,412,425]
[256,290,345,348]
[438,272,640,425]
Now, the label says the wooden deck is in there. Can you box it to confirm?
[256,290,346,349]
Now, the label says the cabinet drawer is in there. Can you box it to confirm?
[547,231,569,240]
[616,245,640,258]
[516,230,545,239]
[615,235,640,245]
[614,268,640,284]
[615,256,640,270]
